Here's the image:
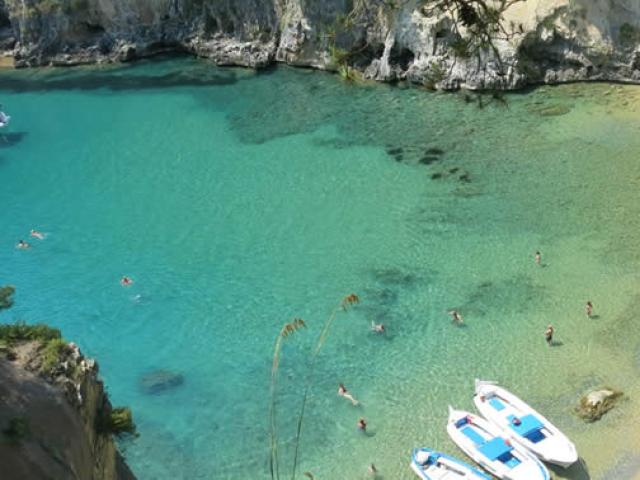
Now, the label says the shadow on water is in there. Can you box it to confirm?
[550,457,591,480]
[0,69,238,93]
[0,132,27,147]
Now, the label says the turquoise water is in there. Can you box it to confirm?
[1,59,640,479]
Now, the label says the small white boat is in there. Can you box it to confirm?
[0,111,10,128]
[474,379,578,468]
[447,407,550,480]
[410,448,491,480]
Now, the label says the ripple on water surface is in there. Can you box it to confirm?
[1,59,640,479]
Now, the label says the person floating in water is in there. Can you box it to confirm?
[357,418,367,432]
[544,324,554,346]
[368,464,378,476]
[535,251,542,266]
[449,310,463,325]
[120,276,134,287]
[16,239,30,249]
[0,105,10,128]
[586,301,594,318]
[370,321,385,334]
[338,383,359,406]
[30,229,45,240]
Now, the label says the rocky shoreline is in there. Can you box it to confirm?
[0,293,136,480]
[1,0,640,90]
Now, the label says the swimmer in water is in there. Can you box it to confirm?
[16,240,30,249]
[368,464,378,476]
[535,251,542,266]
[544,324,554,346]
[370,321,385,334]
[30,229,45,240]
[120,276,134,287]
[449,310,463,325]
[586,301,594,318]
[338,383,359,406]
[357,418,367,432]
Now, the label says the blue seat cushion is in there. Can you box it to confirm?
[461,426,486,446]
[508,414,544,437]
[489,397,506,411]
[479,437,513,461]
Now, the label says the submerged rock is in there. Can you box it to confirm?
[425,147,445,156]
[576,388,623,422]
[419,155,440,165]
[139,369,184,394]
[527,103,572,117]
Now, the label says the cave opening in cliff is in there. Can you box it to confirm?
[389,46,415,70]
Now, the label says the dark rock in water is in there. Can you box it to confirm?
[139,369,184,394]
[419,155,440,165]
[395,154,404,162]
[458,173,471,183]
[372,267,416,287]
[449,167,460,174]
[386,147,403,155]
[527,103,572,117]
[576,388,623,422]
[431,172,443,180]
[425,147,445,156]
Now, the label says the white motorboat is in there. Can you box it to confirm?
[447,407,550,480]
[410,447,491,480]
[474,379,578,468]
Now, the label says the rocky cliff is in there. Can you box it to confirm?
[0,0,639,89]
[0,323,136,480]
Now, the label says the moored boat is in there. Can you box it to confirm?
[447,407,550,480]
[474,379,578,468]
[410,448,491,480]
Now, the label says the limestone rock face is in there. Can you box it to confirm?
[0,341,136,480]
[1,0,640,89]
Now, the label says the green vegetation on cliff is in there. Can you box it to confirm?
[0,286,15,311]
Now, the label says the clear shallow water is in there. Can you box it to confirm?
[1,59,640,479]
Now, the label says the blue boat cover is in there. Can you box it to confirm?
[461,426,486,446]
[478,437,513,461]
[489,397,506,411]
[508,414,544,437]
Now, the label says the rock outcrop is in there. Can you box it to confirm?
[0,0,639,89]
[576,387,623,422]
[0,330,136,480]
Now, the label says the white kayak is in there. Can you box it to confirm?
[410,448,491,480]
[447,407,550,480]
[474,379,578,468]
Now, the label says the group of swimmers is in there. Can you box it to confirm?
[535,251,596,346]
[15,229,46,249]
[336,384,379,475]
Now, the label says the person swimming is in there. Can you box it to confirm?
[30,229,45,240]
[449,310,463,325]
[586,301,594,318]
[357,418,367,431]
[370,321,385,334]
[544,324,554,346]
[368,464,378,476]
[120,276,134,287]
[338,383,359,406]
[535,251,542,265]
[16,240,30,249]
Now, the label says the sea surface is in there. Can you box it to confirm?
[1,58,640,479]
